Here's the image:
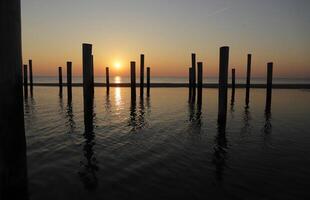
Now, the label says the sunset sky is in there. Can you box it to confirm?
[21,0,310,78]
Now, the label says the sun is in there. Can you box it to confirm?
[114,62,122,70]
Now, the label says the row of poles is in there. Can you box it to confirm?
[23,45,274,127]
[187,47,273,123]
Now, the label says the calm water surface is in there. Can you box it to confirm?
[24,87,310,200]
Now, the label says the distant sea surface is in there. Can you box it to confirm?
[33,76,310,84]
[24,87,310,199]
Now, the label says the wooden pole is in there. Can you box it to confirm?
[140,54,145,97]
[147,67,150,97]
[197,62,203,105]
[91,54,94,95]
[58,67,63,97]
[29,59,33,94]
[106,67,110,93]
[218,47,229,123]
[245,54,252,107]
[23,64,28,98]
[231,68,236,105]
[189,67,193,102]
[83,43,93,131]
[67,62,72,101]
[265,62,273,112]
[191,53,196,88]
[0,0,28,198]
[131,61,136,100]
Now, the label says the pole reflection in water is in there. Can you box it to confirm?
[241,107,252,135]
[79,96,98,190]
[129,97,137,131]
[66,100,75,133]
[213,119,228,181]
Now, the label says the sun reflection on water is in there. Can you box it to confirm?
[114,76,122,84]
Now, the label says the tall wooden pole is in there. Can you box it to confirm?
[83,44,93,132]
[58,67,63,97]
[140,54,145,97]
[106,67,110,93]
[147,67,150,97]
[231,68,236,105]
[67,62,72,101]
[197,62,203,105]
[23,65,28,98]
[0,0,28,198]
[265,62,273,112]
[245,54,252,107]
[131,61,136,100]
[218,47,229,124]
[191,53,196,88]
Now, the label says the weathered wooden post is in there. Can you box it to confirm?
[23,64,28,98]
[147,67,150,97]
[58,67,63,97]
[265,62,273,112]
[197,62,203,105]
[0,0,28,198]
[83,43,93,131]
[140,54,145,97]
[67,62,72,101]
[91,55,94,95]
[106,67,110,93]
[245,54,252,107]
[131,61,136,100]
[189,68,193,102]
[231,68,236,105]
[218,47,229,123]
[192,53,196,88]
[29,59,33,95]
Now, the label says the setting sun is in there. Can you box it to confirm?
[114,62,122,70]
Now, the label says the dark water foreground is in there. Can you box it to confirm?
[24,87,310,200]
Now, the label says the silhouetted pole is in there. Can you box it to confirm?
[231,68,236,105]
[0,0,28,198]
[67,62,72,101]
[83,43,93,131]
[192,53,196,88]
[130,61,136,100]
[197,62,203,105]
[91,55,94,94]
[218,47,229,124]
[265,62,273,112]
[245,54,252,107]
[140,54,145,97]
[106,67,110,93]
[23,65,28,98]
[189,67,193,102]
[147,67,150,97]
[58,67,63,97]
[29,59,33,95]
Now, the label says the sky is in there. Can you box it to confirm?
[21,0,310,78]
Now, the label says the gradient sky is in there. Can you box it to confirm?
[21,0,310,78]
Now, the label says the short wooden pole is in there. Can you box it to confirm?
[218,46,229,123]
[189,67,193,102]
[147,67,150,97]
[140,54,145,97]
[245,54,252,107]
[131,61,136,100]
[83,43,93,131]
[106,67,110,92]
[231,68,236,105]
[67,62,72,101]
[91,55,94,94]
[29,59,33,90]
[265,62,273,112]
[23,65,28,98]
[197,62,203,105]
[58,67,63,96]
